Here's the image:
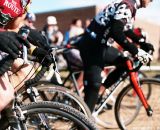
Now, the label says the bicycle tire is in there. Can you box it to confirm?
[22,101,97,130]
[1,101,97,130]
[115,78,160,130]
[19,81,92,118]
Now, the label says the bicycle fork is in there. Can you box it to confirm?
[27,87,51,129]
[126,60,153,116]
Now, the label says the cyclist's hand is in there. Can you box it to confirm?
[0,31,23,59]
[136,48,153,64]
[32,47,52,67]
[0,56,14,76]
[26,27,51,51]
[140,42,154,53]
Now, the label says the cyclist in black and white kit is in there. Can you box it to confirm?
[78,0,154,112]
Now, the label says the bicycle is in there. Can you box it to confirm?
[16,46,92,119]
[48,45,151,129]
[0,57,97,130]
[0,100,97,130]
[0,29,97,130]
[28,35,152,129]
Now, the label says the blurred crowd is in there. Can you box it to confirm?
[24,12,91,69]
[24,12,91,47]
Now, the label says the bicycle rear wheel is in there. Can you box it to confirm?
[115,78,160,130]
[21,101,97,130]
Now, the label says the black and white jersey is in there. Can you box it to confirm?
[87,0,139,55]
[88,0,137,37]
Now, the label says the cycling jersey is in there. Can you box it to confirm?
[86,0,138,55]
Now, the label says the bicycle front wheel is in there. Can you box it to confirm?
[20,81,92,118]
[115,78,160,130]
[21,101,97,130]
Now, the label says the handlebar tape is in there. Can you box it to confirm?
[25,66,47,86]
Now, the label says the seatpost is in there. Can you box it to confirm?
[126,59,153,116]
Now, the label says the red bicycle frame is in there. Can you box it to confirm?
[126,59,152,116]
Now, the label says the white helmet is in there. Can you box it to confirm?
[47,16,57,25]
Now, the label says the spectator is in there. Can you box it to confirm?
[69,18,84,38]
[64,18,84,43]
[63,18,84,89]
[43,16,63,46]
[84,18,91,29]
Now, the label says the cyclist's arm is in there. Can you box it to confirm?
[110,19,138,56]
[124,29,141,43]
[110,2,138,56]
[25,26,51,51]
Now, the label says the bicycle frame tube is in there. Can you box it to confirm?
[126,60,150,110]
[63,70,82,97]
[94,72,128,114]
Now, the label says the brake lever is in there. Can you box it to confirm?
[50,49,63,84]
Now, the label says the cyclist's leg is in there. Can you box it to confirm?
[79,34,105,112]
[103,66,125,88]
[103,46,127,88]
[0,59,35,129]
[83,65,103,112]
[9,58,35,91]
[0,74,14,112]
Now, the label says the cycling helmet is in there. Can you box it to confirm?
[0,0,31,26]
[25,12,36,22]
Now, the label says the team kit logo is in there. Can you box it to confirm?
[3,0,21,15]
[0,0,24,25]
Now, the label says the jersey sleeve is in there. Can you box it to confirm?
[110,19,138,56]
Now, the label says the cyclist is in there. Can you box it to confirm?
[77,0,154,112]
[24,12,36,29]
[0,0,52,128]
